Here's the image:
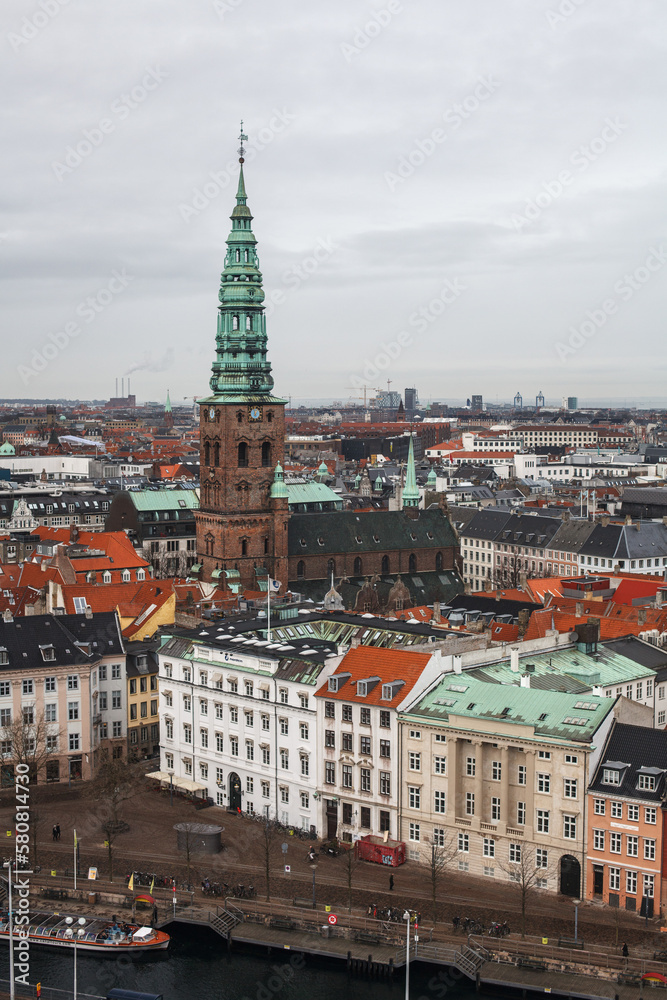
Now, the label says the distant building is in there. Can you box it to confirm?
[513,391,523,410]
[471,395,483,411]
[404,387,419,414]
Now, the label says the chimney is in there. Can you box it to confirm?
[636,521,641,532]
[510,648,520,672]
[84,605,93,619]
[433,601,441,624]
[625,515,632,526]
[575,601,584,617]
[601,514,610,527]
[464,582,472,595]
[453,655,462,675]
[520,673,531,688]
[2,610,13,623]
[351,638,361,648]
[663,516,667,527]
[519,572,528,591]
[638,608,647,627]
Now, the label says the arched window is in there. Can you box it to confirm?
[235,249,240,263]
[261,441,271,467]
[435,551,443,571]
[264,537,269,554]
[381,555,390,574]
[246,315,252,331]
[327,558,336,577]
[204,441,210,466]
[297,560,305,579]
[241,539,247,556]
[245,250,249,263]
[267,411,273,423]
[408,553,417,574]
[354,557,362,576]
[236,411,244,423]
[214,442,220,466]
[238,442,248,467]
[232,315,239,331]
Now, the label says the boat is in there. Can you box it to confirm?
[0,911,170,954]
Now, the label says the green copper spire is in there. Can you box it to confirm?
[426,466,437,488]
[208,124,276,398]
[402,436,420,508]
[165,389,172,413]
[270,462,289,499]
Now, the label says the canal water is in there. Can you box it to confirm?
[0,924,478,1000]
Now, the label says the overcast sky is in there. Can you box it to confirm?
[2,0,667,407]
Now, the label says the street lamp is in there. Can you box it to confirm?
[65,916,87,1000]
[168,769,174,808]
[573,898,581,942]
[404,910,411,1000]
[309,863,317,909]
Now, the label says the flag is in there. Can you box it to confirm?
[128,873,134,891]
[268,578,281,593]
[74,829,77,848]
[150,876,155,895]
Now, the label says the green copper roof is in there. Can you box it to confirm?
[270,462,289,499]
[208,147,276,399]
[402,436,420,507]
[468,644,654,693]
[402,674,614,744]
[427,467,437,487]
[165,390,172,413]
[128,489,199,512]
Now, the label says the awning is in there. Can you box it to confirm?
[145,770,173,782]
[189,564,201,574]
[145,771,207,794]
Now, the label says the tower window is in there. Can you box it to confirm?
[297,560,305,579]
[232,315,239,331]
[235,249,240,263]
[241,539,248,556]
[267,412,273,423]
[381,555,390,574]
[409,553,417,574]
[214,442,220,466]
[435,551,443,571]
[246,315,252,331]
[204,441,211,466]
[327,558,336,577]
[237,411,244,423]
[264,536,269,554]
[261,442,271,467]
[238,442,248,467]
[354,557,363,576]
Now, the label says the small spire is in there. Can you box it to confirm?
[270,462,289,500]
[236,121,248,202]
[402,436,420,508]
[238,120,248,162]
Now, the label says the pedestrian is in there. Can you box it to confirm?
[52,826,57,842]
[55,824,61,841]
[622,941,629,964]
[152,904,158,927]
[389,873,394,891]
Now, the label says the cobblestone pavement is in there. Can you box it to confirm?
[1,783,661,953]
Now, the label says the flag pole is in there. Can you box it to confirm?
[73,830,77,891]
[267,582,271,643]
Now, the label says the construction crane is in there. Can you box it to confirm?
[345,385,383,408]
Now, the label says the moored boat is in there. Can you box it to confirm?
[0,911,170,954]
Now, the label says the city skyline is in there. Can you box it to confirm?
[2,0,667,401]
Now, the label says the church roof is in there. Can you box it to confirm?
[288,508,458,556]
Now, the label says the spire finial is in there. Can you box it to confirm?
[238,120,248,163]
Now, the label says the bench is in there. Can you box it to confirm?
[42,889,68,900]
[293,898,315,909]
[558,937,584,950]
[270,918,296,931]
[518,959,546,972]
[355,931,381,945]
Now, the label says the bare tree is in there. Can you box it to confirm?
[498,845,554,938]
[0,709,63,784]
[260,819,281,901]
[421,836,459,924]
[87,751,142,882]
[343,842,362,914]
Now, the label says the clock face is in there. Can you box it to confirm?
[208,407,215,420]
[249,406,262,422]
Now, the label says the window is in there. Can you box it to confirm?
[593,798,605,815]
[200,728,208,749]
[22,707,34,725]
[644,873,655,899]
[229,706,238,723]
[408,822,420,842]
[360,767,371,791]
[112,721,122,738]
[45,703,57,722]
[379,710,390,728]
[626,835,638,857]
[278,717,288,736]
[408,786,420,809]
[602,768,620,785]
[165,718,173,739]
[517,765,526,785]
[536,848,548,869]
[509,842,521,863]
[465,792,475,816]
[536,809,549,833]
[112,664,121,679]
[564,778,578,799]
[360,707,371,726]
[279,688,288,704]
[380,771,391,795]
[44,677,55,693]
[261,781,270,799]
[67,702,79,721]
[360,735,371,756]
[644,838,656,861]
[537,773,550,793]
[342,764,352,788]
[645,807,657,825]
[491,760,501,781]
[517,801,526,825]
[246,740,255,761]
[608,867,620,891]
[627,804,639,822]
[409,751,421,771]
[434,756,446,775]
[659,711,666,726]
[300,722,309,740]
[626,870,637,895]
[538,750,551,760]
[299,694,309,709]
[409,729,421,740]
[301,791,309,809]
[432,827,445,847]
[324,701,335,719]
[491,797,500,821]
[46,735,58,752]
[216,732,224,752]
[611,801,622,819]
[638,773,656,791]
[262,747,270,765]
[483,838,495,858]
[325,762,335,785]
[262,714,270,731]
[342,704,352,722]
[324,731,335,749]
[610,832,622,853]
[466,756,476,776]
[380,740,390,758]
[342,732,353,752]
[230,737,238,757]
[458,833,469,853]
[593,829,605,851]
[564,754,578,764]
[69,733,80,751]
[228,678,238,693]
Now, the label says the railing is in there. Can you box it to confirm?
[455,817,472,827]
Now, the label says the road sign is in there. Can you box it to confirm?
[284,865,291,873]
[328,914,337,925]
[282,842,288,854]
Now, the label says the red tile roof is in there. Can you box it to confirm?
[314,646,432,707]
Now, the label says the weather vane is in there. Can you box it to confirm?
[238,120,248,163]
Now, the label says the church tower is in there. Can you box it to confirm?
[194,127,289,590]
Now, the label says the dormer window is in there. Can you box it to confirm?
[328,673,351,694]
[0,648,7,666]
[602,768,621,785]
[381,680,405,701]
[40,645,55,662]
[357,681,367,697]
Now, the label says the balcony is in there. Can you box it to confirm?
[507,827,524,837]
[455,817,472,827]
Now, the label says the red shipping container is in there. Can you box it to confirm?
[354,834,406,867]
